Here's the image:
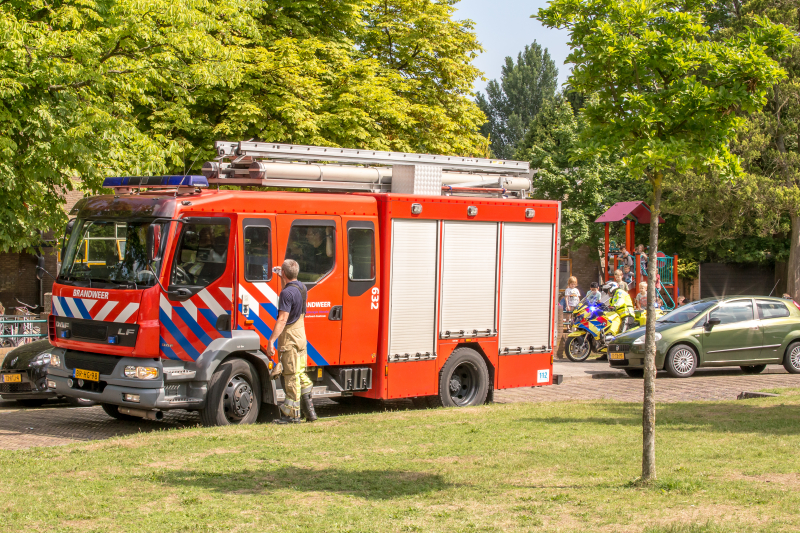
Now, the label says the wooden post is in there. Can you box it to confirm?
[605,223,610,281]
[673,254,679,305]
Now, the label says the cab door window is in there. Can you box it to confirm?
[708,299,754,325]
[171,220,231,287]
[244,225,272,281]
[285,223,335,283]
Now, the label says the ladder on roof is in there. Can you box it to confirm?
[202,141,533,197]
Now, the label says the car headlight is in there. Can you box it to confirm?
[124,366,159,380]
[49,353,61,368]
[31,352,52,367]
[633,333,662,345]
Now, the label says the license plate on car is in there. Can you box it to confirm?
[609,352,626,360]
[73,368,100,382]
[1,374,21,383]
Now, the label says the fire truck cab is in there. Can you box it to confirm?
[45,142,561,425]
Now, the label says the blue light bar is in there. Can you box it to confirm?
[102,175,209,189]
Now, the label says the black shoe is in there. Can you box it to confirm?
[273,415,302,424]
[301,393,318,422]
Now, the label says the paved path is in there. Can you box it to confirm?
[1,361,797,450]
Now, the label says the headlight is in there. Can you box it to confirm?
[633,333,662,345]
[124,366,159,380]
[31,352,52,366]
[49,354,61,368]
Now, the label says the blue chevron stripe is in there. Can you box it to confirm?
[73,298,90,320]
[241,304,328,366]
[159,308,200,360]
[173,306,214,346]
[159,337,181,360]
[198,308,232,338]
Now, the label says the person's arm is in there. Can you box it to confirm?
[325,227,334,257]
[267,310,290,357]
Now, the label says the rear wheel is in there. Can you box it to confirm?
[783,342,800,374]
[101,403,141,421]
[428,348,489,408]
[565,334,592,362]
[15,399,47,408]
[624,368,644,378]
[740,365,767,374]
[200,358,261,427]
[665,345,697,378]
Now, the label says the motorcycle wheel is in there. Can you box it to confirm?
[565,333,592,362]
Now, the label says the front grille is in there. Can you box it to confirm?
[65,351,121,375]
[0,383,32,393]
[71,322,108,341]
[609,344,631,352]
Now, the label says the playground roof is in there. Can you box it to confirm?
[594,201,664,224]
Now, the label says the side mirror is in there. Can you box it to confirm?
[60,218,76,261]
[146,223,162,262]
[36,255,45,281]
[706,317,721,330]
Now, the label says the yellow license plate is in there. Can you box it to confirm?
[609,352,626,360]
[1,374,22,383]
[74,368,100,382]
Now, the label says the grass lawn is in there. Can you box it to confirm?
[3,391,800,533]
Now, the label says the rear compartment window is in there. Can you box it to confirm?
[244,226,272,281]
[285,224,335,283]
[348,228,375,281]
[171,220,230,287]
[757,300,790,319]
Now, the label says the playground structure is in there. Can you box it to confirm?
[595,202,679,310]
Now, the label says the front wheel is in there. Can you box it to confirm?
[783,342,800,374]
[200,358,261,427]
[565,334,592,362]
[427,348,489,408]
[740,365,767,374]
[665,345,697,378]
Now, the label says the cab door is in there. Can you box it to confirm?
[236,216,280,353]
[276,215,343,367]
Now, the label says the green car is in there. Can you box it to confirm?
[608,296,800,378]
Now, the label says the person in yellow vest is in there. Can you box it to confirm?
[267,259,317,424]
[610,281,636,333]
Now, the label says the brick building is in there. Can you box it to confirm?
[0,187,84,313]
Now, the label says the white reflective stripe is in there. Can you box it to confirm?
[115,303,140,323]
[83,299,98,313]
[65,297,83,319]
[159,294,172,319]
[198,288,226,317]
[238,285,259,317]
[181,298,198,322]
[52,297,65,316]
[252,282,278,307]
[93,301,118,321]
[219,287,232,302]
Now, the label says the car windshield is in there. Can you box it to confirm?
[657,300,719,323]
[59,219,162,288]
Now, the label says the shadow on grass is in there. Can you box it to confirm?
[152,466,451,499]
[522,401,800,435]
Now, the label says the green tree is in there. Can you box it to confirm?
[536,0,792,482]
[476,42,558,159]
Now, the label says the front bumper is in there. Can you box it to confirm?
[0,369,56,400]
[608,343,662,369]
[47,353,207,411]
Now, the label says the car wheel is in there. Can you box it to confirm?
[624,368,644,378]
[101,403,141,421]
[16,399,47,408]
[67,397,97,407]
[565,334,592,362]
[740,365,767,374]
[200,358,261,427]
[783,342,800,374]
[665,344,697,378]
[427,348,489,408]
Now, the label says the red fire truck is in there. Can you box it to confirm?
[44,142,561,425]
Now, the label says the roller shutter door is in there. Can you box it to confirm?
[440,221,498,337]
[499,223,555,353]
[388,219,438,361]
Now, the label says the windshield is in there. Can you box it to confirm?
[59,219,162,288]
[657,300,719,324]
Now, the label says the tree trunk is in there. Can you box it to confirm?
[788,214,800,301]
[642,174,662,483]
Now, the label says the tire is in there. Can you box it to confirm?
[565,333,593,362]
[783,341,800,374]
[740,365,767,374]
[624,368,644,378]
[665,344,698,378]
[101,403,141,421]
[67,397,97,407]
[428,348,489,408]
[15,399,47,408]
[200,358,261,427]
